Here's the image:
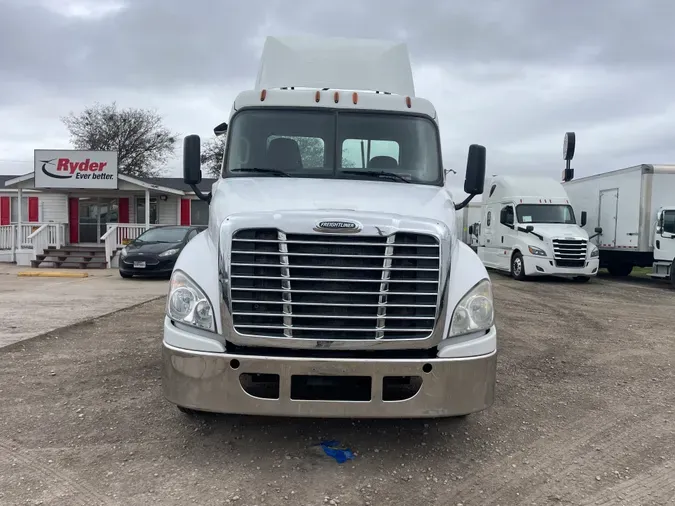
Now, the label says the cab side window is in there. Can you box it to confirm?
[663,211,675,234]
[500,205,514,227]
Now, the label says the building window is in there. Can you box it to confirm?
[190,200,209,226]
[10,197,29,223]
[136,197,159,224]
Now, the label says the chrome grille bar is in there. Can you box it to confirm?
[229,228,441,340]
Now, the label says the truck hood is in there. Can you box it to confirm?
[209,177,456,224]
[524,223,589,241]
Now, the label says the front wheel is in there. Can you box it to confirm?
[119,270,133,279]
[670,262,675,289]
[511,252,527,281]
[574,276,591,283]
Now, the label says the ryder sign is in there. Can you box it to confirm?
[34,150,118,189]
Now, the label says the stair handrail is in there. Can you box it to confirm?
[102,224,119,269]
[27,224,50,261]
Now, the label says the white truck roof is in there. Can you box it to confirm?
[486,175,570,202]
[254,35,416,97]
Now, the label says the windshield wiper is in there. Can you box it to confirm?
[340,170,411,184]
[518,225,544,241]
[231,168,290,177]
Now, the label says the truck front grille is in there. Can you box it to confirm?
[229,228,441,340]
[552,238,587,268]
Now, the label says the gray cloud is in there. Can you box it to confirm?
[1,0,675,186]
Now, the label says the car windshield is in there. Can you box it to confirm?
[136,227,188,243]
[223,109,442,185]
[516,204,576,224]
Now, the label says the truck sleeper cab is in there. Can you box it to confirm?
[478,176,599,281]
[161,36,497,418]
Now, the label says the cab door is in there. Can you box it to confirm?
[497,203,515,270]
[478,206,496,267]
[655,208,675,263]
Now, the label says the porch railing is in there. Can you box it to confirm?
[18,223,66,249]
[28,225,51,261]
[0,225,16,251]
[102,224,155,268]
[0,223,66,261]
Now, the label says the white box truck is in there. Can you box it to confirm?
[478,175,599,281]
[161,36,497,419]
[563,164,675,285]
[455,200,482,251]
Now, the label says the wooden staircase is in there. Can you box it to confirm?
[31,246,108,269]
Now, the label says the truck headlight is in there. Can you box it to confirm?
[448,279,494,338]
[166,270,215,331]
[528,245,547,257]
[590,245,599,258]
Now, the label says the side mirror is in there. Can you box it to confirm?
[214,122,228,136]
[594,227,602,234]
[183,135,202,185]
[581,211,587,227]
[464,144,486,195]
[525,225,534,232]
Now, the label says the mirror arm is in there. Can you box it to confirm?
[190,184,212,204]
[454,194,477,211]
[589,233,601,240]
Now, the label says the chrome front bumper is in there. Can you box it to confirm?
[162,341,497,418]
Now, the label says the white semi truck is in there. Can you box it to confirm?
[563,164,675,285]
[478,175,599,281]
[161,36,497,419]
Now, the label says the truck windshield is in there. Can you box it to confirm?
[223,109,442,185]
[516,204,576,224]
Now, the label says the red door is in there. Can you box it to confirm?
[0,196,9,226]
[68,198,79,243]
[180,199,191,225]
[28,197,39,222]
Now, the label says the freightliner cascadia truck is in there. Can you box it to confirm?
[161,36,496,418]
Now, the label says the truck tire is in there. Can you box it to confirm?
[607,263,633,277]
[511,251,527,281]
[574,276,591,283]
[670,262,675,288]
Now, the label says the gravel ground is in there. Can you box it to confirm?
[1,274,674,506]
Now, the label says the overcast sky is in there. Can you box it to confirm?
[2,0,675,199]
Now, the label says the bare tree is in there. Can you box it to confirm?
[201,136,227,177]
[61,102,178,178]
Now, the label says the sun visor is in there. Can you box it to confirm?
[254,35,416,97]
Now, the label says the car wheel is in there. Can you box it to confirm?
[119,271,133,279]
[511,252,526,281]
[574,276,591,283]
[670,261,675,289]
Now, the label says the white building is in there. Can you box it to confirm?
[1,154,215,268]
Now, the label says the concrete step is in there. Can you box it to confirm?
[31,260,107,269]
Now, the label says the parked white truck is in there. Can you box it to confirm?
[478,175,599,281]
[161,36,497,419]
[563,164,675,285]
[455,200,482,251]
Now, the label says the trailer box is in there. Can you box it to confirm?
[563,164,675,280]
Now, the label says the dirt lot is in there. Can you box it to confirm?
[1,274,674,506]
